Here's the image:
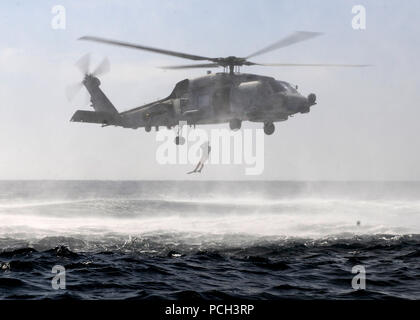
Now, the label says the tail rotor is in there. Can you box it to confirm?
[66,54,110,102]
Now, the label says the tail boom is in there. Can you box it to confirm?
[70,75,121,126]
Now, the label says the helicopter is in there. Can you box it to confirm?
[68,31,368,144]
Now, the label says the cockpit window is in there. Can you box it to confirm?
[269,80,287,92]
[277,81,298,93]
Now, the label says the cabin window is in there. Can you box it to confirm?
[198,94,210,107]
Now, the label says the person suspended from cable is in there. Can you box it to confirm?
[187,141,211,174]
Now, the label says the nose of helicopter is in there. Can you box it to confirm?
[274,93,306,110]
[273,92,316,113]
[294,95,309,110]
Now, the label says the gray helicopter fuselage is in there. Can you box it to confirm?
[117,72,315,129]
[71,32,365,135]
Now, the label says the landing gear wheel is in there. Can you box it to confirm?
[175,136,185,145]
[229,119,242,131]
[145,126,151,132]
[264,122,275,135]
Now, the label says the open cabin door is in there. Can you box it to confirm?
[212,86,231,117]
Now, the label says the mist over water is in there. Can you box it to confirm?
[0,181,419,299]
[1,181,419,243]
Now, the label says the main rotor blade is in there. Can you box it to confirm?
[159,63,220,70]
[246,31,323,59]
[80,36,214,62]
[92,57,110,77]
[254,62,371,67]
[75,53,91,74]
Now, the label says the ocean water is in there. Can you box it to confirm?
[0,181,419,300]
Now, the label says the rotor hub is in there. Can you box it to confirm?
[83,74,101,87]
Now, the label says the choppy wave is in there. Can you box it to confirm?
[0,181,419,299]
[0,234,419,300]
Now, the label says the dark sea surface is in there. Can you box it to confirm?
[0,181,419,300]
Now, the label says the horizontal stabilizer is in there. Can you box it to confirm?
[70,110,117,125]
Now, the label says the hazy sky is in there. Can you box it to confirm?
[0,0,419,180]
